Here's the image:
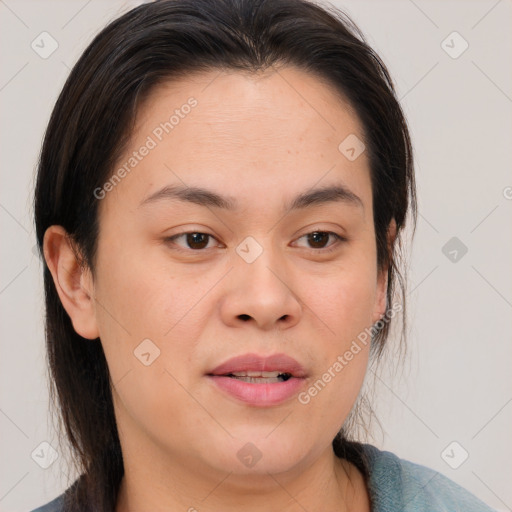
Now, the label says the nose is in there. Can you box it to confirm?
[219,246,302,331]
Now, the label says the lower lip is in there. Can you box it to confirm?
[207,375,306,406]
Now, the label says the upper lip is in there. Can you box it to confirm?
[208,353,307,378]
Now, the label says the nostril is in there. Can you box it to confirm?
[238,314,251,321]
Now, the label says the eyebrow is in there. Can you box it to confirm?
[139,183,364,213]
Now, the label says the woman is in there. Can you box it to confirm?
[32,0,496,510]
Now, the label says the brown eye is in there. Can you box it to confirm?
[293,231,346,253]
[185,233,210,249]
[307,232,330,249]
[166,232,218,251]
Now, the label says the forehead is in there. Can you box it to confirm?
[101,66,371,216]
[136,66,363,144]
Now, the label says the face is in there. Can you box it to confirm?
[65,67,388,482]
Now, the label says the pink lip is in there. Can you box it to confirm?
[208,353,307,378]
[207,353,307,407]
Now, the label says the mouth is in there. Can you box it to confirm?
[207,353,307,406]
[208,352,307,378]
[220,371,294,383]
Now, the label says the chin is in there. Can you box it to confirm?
[202,430,310,477]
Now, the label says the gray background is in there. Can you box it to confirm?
[1,0,511,510]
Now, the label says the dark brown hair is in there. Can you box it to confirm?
[34,0,416,509]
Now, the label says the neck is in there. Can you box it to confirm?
[115,441,370,512]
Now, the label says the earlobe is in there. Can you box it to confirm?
[43,226,99,340]
[373,219,397,323]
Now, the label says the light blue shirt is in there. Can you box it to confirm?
[31,443,497,511]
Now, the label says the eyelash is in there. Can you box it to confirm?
[165,230,347,254]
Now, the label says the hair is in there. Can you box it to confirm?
[33,0,416,509]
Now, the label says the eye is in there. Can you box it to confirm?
[165,232,221,251]
[293,231,346,252]
[165,230,346,254]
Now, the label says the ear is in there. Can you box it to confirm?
[373,219,397,323]
[43,225,99,340]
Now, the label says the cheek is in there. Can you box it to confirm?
[306,260,378,339]
[93,248,216,398]
[97,263,203,442]
[292,254,377,403]
[94,247,194,336]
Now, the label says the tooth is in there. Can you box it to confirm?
[231,376,284,383]
[230,371,282,378]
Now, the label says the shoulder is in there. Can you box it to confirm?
[360,443,497,512]
[30,447,497,512]
[30,492,65,512]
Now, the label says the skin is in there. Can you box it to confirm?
[44,66,395,511]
